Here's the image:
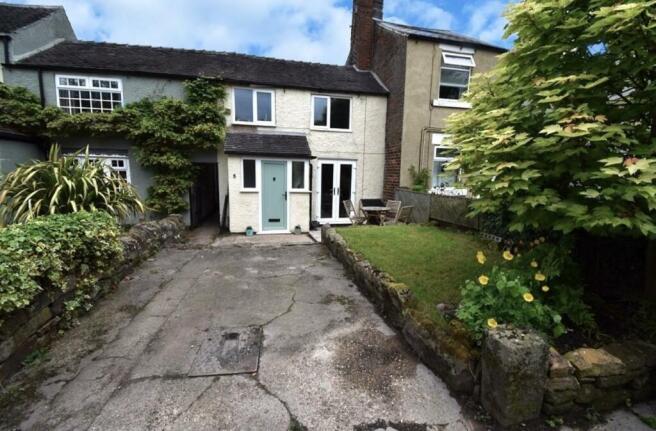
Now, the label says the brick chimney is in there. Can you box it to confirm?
[348,0,383,70]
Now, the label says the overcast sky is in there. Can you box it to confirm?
[16,0,514,64]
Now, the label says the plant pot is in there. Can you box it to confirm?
[245,226,254,237]
[294,225,302,235]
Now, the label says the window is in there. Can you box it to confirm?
[242,159,256,189]
[233,88,275,125]
[56,75,123,114]
[291,161,306,190]
[312,96,351,130]
[431,134,457,188]
[438,52,475,105]
[76,154,131,183]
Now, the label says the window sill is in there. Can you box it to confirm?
[240,188,259,193]
[432,99,471,109]
[232,121,276,127]
[310,126,352,133]
[289,189,311,194]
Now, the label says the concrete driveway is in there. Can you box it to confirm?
[3,237,472,431]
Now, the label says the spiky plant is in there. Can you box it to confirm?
[0,145,145,225]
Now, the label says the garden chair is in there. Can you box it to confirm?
[342,200,366,225]
[396,206,414,224]
[384,200,402,224]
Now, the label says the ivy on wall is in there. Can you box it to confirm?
[0,78,228,215]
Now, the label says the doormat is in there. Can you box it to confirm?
[188,326,263,376]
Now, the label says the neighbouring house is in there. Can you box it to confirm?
[0,3,388,231]
[348,0,506,198]
[0,2,76,174]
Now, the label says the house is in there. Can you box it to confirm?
[0,2,76,173]
[347,0,506,199]
[0,3,388,231]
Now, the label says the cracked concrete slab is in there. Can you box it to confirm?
[2,241,473,431]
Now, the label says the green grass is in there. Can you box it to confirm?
[336,224,494,316]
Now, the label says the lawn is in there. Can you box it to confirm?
[336,224,494,317]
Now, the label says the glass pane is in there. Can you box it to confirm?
[440,68,469,86]
[338,164,352,218]
[256,92,272,122]
[235,88,254,122]
[320,163,334,218]
[432,160,457,187]
[330,98,350,129]
[313,97,328,126]
[243,159,256,188]
[292,161,304,189]
[439,85,466,100]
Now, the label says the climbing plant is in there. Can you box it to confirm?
[0,78,228,215]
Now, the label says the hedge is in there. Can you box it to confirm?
[0,211,123,319]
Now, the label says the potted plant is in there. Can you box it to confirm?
[294,225,302,235]
[245,226,254,237]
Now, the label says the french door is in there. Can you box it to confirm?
[316,160,356,224]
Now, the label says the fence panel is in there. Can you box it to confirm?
[429,194,479,230]
[395,189,431,223]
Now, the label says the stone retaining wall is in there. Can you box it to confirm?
[545,343,656,414]
[0,215,185,381]
[322,226,478,394]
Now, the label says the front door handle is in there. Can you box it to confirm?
[283,192,287,201]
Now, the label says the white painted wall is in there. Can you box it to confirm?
[221,86,387,231]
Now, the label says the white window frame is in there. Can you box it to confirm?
[232,88,276,126]
[434,52,474,109]
[76,154,131,183]
[240,158,260,192]
[431,133,457,188]
[288,160,310,192]
[56,74,123,114]
[311,95,352,132]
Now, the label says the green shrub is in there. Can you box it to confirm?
[408,165,430,192]
[0,211,123,320]
[457,239,595,340]
[0,145,144,225]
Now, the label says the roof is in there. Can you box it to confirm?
[224,132,312,159]
[0,3,58,34]
[13,40,388,95]
[377,21,507,53]
[0,127,41,143]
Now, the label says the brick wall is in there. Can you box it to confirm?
[370,25,407,200]
[348,0,383,70]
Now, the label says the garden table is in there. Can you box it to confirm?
[361,206,390,225]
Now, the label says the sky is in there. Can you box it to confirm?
[16,0,515,65]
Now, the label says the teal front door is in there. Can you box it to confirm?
[262,161,287,231]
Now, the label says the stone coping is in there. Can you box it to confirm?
[322,226,478,394]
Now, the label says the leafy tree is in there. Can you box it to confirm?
[0,145,144,224]
[448,0,656,236]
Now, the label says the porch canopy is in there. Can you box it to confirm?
[224,132,312,159]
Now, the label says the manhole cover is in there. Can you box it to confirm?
[188,326,262,376]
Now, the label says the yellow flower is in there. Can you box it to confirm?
[534,272,546,282]
[523,292,535,302]
[476,251,487,265]
[530,260,539,268]
[487,318,498,329]
[478,275,489,286]
[542,285,550,292]
[502,250,514,261]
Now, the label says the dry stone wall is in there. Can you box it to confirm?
[0,215,185,381]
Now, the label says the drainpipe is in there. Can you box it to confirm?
[1,35,10,65]
[38,69,45,107]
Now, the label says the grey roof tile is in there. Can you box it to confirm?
[15,41,388,95]
[0,3,57,34]
[378,20,507,53]
[224,132,311,158]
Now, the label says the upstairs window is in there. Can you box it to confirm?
[438,52,475,103]
[56,75,123,114]
[233,88,275,125]
[312,95,351,130]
